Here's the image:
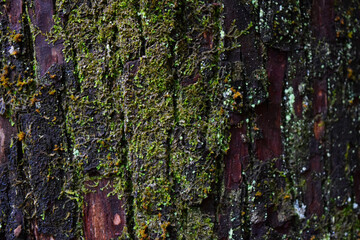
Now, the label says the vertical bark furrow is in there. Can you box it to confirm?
[327,0,360,237]
[170,1,228,239]
[20,1,78,238]
[122,1,176,238]
[219,1,254,239]
[255,48,286,162]
[58,1,137,238]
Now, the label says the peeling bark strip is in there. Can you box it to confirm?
[224,113,248,190]
[291,53,305,118]
[84,179,126,240]
[218,1,254,239]
[255,48,286,162]
[30,0,64,76]
[249,48,287,239]
[304,0,335,220]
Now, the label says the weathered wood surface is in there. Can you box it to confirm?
[0,0,359,239]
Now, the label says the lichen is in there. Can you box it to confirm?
[0,0,358,239]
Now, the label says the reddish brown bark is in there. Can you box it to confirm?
[224,113,249,190]
[312,0,335,42]
[304,0,335,219]
[30,0,64,76]
[83,179,126,240]
[0,116,15,165]
[255,48,287,162]
[0,1,359,239]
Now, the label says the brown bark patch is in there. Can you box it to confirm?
[13,224,22,238]
[83,179,126,240]
[312,0,335,41]
[6,0,23,31]
[202,31,213,49]
[313,80,328,115]
[181,73,200,86]
[305,172,323,216]
[224,113,248,190]
[314,120,325,140]
[255,48,286,161]
[0,116,16,164]
[291,60,305,118]
[113,213,121,226]
[30,0,64,76]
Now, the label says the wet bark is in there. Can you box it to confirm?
[0,0,359,239]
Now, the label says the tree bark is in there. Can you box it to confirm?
[0,0,359,239]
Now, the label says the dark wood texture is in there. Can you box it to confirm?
[0,0,359,239]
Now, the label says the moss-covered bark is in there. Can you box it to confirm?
[0,0,359,239]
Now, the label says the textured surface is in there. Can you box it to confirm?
[0,0,359,239]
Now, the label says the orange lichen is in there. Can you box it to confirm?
[30,97,38,105]
[13,33,23,43]
[283,194,291,200]
[17,81,26,89]
[2,65,9,75]
[160,221,170,239]
[233,91,242,99]
[1,65,10,88]
[1,76,10,88]
[139,225,149,240]
[10,49,19,56]
[18,131,25,141]
[70,95,77,101]
[219,107,224,115]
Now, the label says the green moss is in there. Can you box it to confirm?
[52,0,231,238]
[0,0,359,238]
[257,1,306,50]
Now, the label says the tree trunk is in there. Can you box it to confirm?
[0,0,359,239]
